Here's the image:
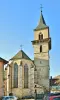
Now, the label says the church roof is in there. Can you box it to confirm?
[0,57,8,64]
[34,11,48,31]
[10,50,31,60]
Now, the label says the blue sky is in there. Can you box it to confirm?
[0,0,60,77]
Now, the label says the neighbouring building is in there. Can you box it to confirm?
[5,10,51,98]
[50,75,60,93]
[0,57,8,97]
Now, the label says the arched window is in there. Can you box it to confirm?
[14,63,18,88]
[40,45,42,52]
[39,33,43,40]
[24,64,28,88]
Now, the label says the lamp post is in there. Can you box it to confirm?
[34,89,37,100]
[8,64,12,95]
[34,85,37,100]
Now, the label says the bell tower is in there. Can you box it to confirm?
[32,10,51,92]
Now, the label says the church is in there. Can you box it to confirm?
[4,10,51,98]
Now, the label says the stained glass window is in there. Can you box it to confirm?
[24,64,28,88]
[14,63,18,88]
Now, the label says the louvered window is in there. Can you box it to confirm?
[39,33,43,40]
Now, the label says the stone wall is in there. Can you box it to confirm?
[7,59,34,98]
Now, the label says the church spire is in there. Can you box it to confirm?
[34,8,48,31]
[39,10,46,25]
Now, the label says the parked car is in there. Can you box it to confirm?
[49,95,60,100]
[2,96,18,100]
[43,93,60,100]
[49,93,60,96]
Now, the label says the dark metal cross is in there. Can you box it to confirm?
[20,45,23,50]
[40,4,43,12]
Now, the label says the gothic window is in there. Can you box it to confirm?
[24,64,28,88]
[14,63,18,88]
[39,33,43,40]
[40,45,42,52]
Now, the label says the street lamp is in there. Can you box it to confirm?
[34,85,37,100]
[8,64,13,96]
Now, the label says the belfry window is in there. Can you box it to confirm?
[40,45,42,52]
[39,33,43,40]
[24,64,28,88]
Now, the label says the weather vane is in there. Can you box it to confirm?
[20,45,23,50]
[40,4,43,12]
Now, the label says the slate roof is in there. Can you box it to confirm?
[10,50,31,60]
[34,11,48,31]
[0,57,8,64]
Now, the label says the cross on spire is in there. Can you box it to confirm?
[20,45,23,50]
[40,4,43,12]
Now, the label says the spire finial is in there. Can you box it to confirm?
[40,4,43,13]
[20,45,23,50]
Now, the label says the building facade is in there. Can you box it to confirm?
[6,51,34,97]
[6,10,51,98]
[0,57,8,97]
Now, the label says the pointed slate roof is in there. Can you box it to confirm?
[34,11,48,31]
[10,50,31,60]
